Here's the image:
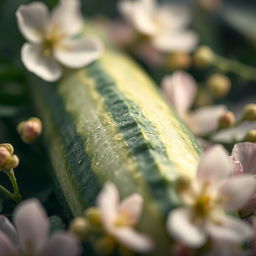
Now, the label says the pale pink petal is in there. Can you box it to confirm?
[55,36,103,68]
[120,194,143,225]
[207,215,253,243]
[161,71,197,118]
[189,105,227,135]
[16,2,49,43]
[105,20,136,47]
[50,0,84,36]
[152,31,198,53]
[134,42,164,67]
[230,156,243,176]
[156,4,191,30]
[219,175,256,211]
[21,43,62,82]
[197,145,232,184]
[0,231,18,256]
[96,183,119,231]
[113,227,154,253]
[232,143,256,174]
[119,0,156,35]
[40,233,81,256]
[240,194,256,218]
[166,208,207,247]
[14,199,49,254]
[0,216,18,245]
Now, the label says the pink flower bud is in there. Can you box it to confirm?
[17,117,42,143]
[0,144,19,171]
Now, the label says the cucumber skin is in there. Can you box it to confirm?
[30,49,200,255]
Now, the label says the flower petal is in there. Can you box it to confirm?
[166,208,207,248]
[197,145,232,184]
[189,105,227,135]
[40,233,81,256]
[16,2,49,43]
[0,231,18,256]
[232,142,256,174]
[113,227,154,253]
[50,0,84,36]
[161,71,197,118]
[96,183,119,231]
[207,215,252,243]
[120,194,143,225]
[21,43,62,82]
[14,199,49,254]
[55,36,103,68]
[219,175,256,211]
[0,216,18,245]
[230,156,243,176]
[153,31,198,53]
[119,0,156,35]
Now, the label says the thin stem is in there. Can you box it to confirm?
[5,169,22,202]
[213,55,256,81]
[0,185,16,201]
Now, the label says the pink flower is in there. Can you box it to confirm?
[16,0,103,81]
[161,71,227,136]
[0,199,81,256]
[167,145,255,248]
[97,183,154,253]
[231,142,256,218]
[119,0,198,52]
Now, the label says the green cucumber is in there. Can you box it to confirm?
[30,48,201,255]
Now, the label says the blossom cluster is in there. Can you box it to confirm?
[0,0,256,256]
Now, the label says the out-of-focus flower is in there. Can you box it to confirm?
[231,142,256,218]
[97,182,154,253]
[16,0,103,82]
[17,117,42,143]
[167,145,255,247]
[119,0,198,53]
[166,51,192,70]
[0,199,81,256]
[161,71,227,136]
[0,144,19,171]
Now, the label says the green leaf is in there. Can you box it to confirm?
[221,4,256,40]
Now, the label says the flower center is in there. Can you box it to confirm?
[114,211,134,227]
[42,25,64,57]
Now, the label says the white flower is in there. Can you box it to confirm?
[96,182,154,253]
[119,0,198,52]
[161,71,227,136]
[16,0,103,82]
[0,199,81,256]
[167,145,255,248]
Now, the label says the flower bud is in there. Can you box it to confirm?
[243,104,256,121]
[84,207,102,226]
[166,51,191,70]
[194,46,214,68]
[69,217,89,240]
[17,117,42,143]
[206,74,231,98]
[244,130,256,143]
[218,111,235,129]
[0,144,19,171]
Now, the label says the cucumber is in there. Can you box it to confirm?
[29,48,201,255]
